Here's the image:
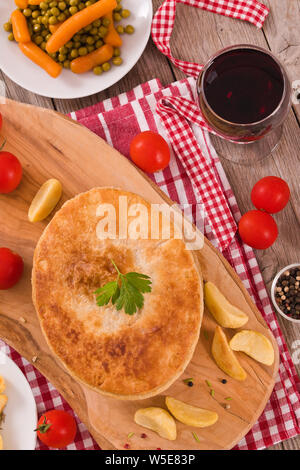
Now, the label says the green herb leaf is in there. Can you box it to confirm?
[95,261,152,315]
[183,378,194,384]
[192,431,200,443]
[225,397,232,401]
[127,432,135,439]
[205,380,212,388]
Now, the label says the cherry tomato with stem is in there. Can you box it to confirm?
[130,131,170,173]
[0,140,22,194]
[251,176,290,214]
[238,210,278,249]
[35,410,77,449]
[0,247,24,289]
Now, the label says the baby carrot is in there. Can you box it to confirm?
[14,0,28,8]
[46,0,117,54]
[28,0,43,4]
[70,44,113,74]
[11,10,31,43]
[49,22,64,34]
[104,11,122,48]
[19,42,62,78]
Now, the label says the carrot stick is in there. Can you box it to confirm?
[19,42,62,78]
[104,11,122,48]
[70,44,113,74]
[46,0,117,54]
[15,0,28,8]
[49,22,64,34]
[11,10,31,43]
[28,0,43,4]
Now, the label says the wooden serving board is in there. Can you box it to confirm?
[0,99,279,450]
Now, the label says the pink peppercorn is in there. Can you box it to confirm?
[141,433,147,438]
[124,443,130,449]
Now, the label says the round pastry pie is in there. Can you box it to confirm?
[32,188,203,400]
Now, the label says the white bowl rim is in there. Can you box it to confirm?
[271,263,300,323]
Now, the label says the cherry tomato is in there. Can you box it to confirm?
[251,176,290,214]
[238,210,278,249]
[36,410,77,449]
[130,131,170,173]
[0,147,22,194]
[0,247,24,289]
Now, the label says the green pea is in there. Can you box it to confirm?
[48,16,57,25]
[51,7,60,16]
[121,9,130,19]
[58,1,66,10]
[95,39,103,48]
[40,41,47,50]
[32,10,40,19]
[90,27,98,35]
[40,2,48,10]
[125,25,134,34]
[49,1,58,7]
[78,46,88,56]
[93,66,102,75]
[113,47,120,56]
[33,23,41,32]
[112,56,123,66]
[45,33,52,41]
[87,45,94,52]
[116,25,124,34]
[59,45,68,54]
[41,16,49,25]
[3,22,12,32]
[98,26,108,38]
[63,60,70,68]
[23,9,32,17]
[49,52,57,59]
[113,12,122,22]
[7,33,14,41]
[78,2,85,10]
[74,41,81,48]
[69,6,78,15]
[114,4,122,11]
[58,53,66,62]
[65,40,73,48]
[85,1,93,6]
[41,29,48,37]
[34,35,43,45]
[92,19,101,27]
[57,12,66,21]
[86,36,94,45]
[69,0,78,5]
[102,62,111,72]
[70,49,78,58]
[102,17,110,27]
[84,24,92,32]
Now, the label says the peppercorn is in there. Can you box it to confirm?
[221,379,227,384]
[187,381,193,387]
[274,267,300,320]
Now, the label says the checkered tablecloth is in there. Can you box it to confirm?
[1,76,299,450]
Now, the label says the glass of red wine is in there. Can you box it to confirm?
[197,45,291,164]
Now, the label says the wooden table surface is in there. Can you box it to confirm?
[0,0,299,451]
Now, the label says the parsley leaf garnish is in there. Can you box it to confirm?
[94,260,152,315]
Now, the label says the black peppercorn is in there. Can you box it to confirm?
[187,381,193,387]
[221,379,227,384]
[275,267,300,320]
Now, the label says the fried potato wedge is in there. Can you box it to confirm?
[166,397,218,428]
[230,330,274,366]
[212,326,247,381]
[134,407,177,441]
[28,178,62,222]
[0,395,8,414]
[204,282,248,328]
[0,434,3,450]
[0,376,5,394]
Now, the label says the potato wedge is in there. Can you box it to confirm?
[0,434,3,450]
[28,178,62,222]
[0,395,8,414]
[0,376,5,394]
[204,282,248,328]
[166,397,218,428]
[212,326,247,381]
[134,407,176,441]
[230,330,274,366]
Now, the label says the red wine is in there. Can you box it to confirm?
[203,48,284,124]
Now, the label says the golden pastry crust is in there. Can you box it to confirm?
[32,188,203,399]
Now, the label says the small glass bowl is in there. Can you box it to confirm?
[271,263,300,323]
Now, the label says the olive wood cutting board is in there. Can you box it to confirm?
[0,99,279,450]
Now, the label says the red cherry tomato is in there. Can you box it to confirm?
[251,176,290,214]
[0,148,22,194]
[238,210,278,249]
[36,410,77,449]
[0,247,24,289]
[130,131,170,173]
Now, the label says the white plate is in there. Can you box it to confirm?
[0,0,153,99]
[0,352,37,450]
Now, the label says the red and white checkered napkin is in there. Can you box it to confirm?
[1,76,300,450]
[151,0,269,77]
